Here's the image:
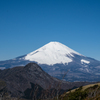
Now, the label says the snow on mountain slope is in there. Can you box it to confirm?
[0,41,100,81]
[25,42,82,65]
[81,59,90,64]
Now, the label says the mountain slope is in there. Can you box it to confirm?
[25,42,82,65]
[0,41,100,82]
[0,63,91,99]
[60,83,100,100]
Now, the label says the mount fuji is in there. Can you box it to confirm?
[25,42,82,65]
[0,41,100,82]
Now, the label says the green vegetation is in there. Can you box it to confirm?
[60,86,87,100]
[59,83,100,100]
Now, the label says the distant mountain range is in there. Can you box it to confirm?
[0,41,100,82]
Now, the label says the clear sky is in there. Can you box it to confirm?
[0,0,100,61]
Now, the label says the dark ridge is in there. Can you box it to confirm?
[0,63,94,99]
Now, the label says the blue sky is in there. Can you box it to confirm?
[0,0,100,61]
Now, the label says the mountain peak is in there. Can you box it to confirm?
[47,41,62,45]
[24,42,81,65]
[42,41,63,47]
[48,41,59,43]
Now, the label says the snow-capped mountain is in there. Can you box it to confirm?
[25,42,82,65]
[0,41,100,82]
